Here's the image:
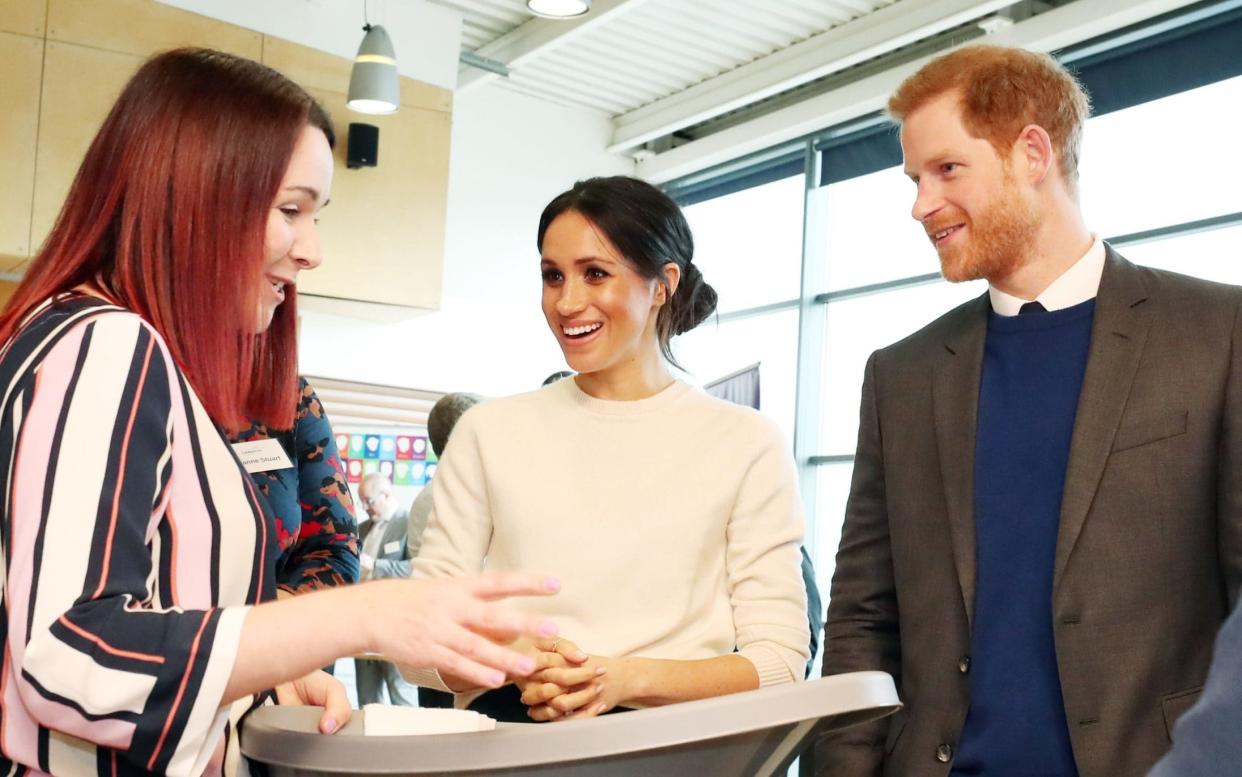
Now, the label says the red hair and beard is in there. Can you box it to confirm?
[927,165,1040,284]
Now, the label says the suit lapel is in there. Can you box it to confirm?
[382,512,405,553]
[1053,249,1152,590]
[932,293,990,627]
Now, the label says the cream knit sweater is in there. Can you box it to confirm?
[406,378,809,703]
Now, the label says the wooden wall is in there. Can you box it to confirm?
[0,0,452,314]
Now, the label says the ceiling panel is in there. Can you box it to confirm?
[428,0,530,51]
[430,0,905,115]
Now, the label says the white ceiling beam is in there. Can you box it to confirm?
[498,81,628,115]
[517,60,653,105]
[609,0,1018,154]
[636,0,1204,183]
[538,45,687,93]
[457,0,654,94]
[648,4,788,57]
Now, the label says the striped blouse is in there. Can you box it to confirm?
[0,295,275,776]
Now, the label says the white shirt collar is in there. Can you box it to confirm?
[989,235,1106,317]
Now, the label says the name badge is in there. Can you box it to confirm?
[232,438,294,474]
[384,541,402,555]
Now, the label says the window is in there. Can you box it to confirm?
[818,279,983,455]
[673,170,807,439]
[1080,74,1242,238]
[820,165,933,292]
[674,306,800,442]
[683,174,805,313]
[1121,223,1242,283]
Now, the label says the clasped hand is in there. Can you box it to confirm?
[514,638,628,721]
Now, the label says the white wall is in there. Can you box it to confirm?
[298,83,633,396]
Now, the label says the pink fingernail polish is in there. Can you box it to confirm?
[519,657,535,673]
[544,577,561,592]
[322,718,338,734]
[539,621,558,637]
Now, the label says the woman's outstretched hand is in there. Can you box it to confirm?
[362,572,562,690]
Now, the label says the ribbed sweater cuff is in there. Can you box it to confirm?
[396,664,450,691]
[741,645,797,687]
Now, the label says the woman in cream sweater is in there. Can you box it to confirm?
[410,176,809,722]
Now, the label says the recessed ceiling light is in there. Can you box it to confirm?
[526,0,591,20]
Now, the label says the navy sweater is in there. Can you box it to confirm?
[951,299,1096,777]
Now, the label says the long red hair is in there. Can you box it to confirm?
[0,48,334,431]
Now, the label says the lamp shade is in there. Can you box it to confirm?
[526,0,591,19]
[348,25,399,115]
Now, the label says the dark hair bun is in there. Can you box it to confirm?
[670,262,718,336]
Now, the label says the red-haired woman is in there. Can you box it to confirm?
[0,48,557,776]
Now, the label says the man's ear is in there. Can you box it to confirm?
[1014,123,1055,187]
[657,262,681,305]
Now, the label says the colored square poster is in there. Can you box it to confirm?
[334,433,350,454]
[348,434,365,458]
[410,436,428,460]
[362,459,380,476]
[378,460,394,479]
[424,462,438,481]
[393,460,415,485]
[363,435,382,459]
[395,435,415,460]
[380,436,397,459]
[410,461,427,485]
[346,458,363,483]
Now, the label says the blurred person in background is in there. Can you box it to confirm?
[354,473,419,706]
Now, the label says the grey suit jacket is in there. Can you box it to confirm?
[815,249,1242,777]
[1149,598,1242,776]
[360,508,413,579]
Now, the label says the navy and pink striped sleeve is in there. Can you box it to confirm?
[4,313,249,777]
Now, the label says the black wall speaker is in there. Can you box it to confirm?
[347,123,379,169]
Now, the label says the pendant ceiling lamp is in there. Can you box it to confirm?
[526,0,592,19]
[348,24,399,115]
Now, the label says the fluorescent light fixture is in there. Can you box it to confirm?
[459,51,512,77]
[348,25,399,115]
[526,0,591,19]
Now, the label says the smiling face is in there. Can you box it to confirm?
[539,209,668,378]
[257,124,335,331]
[901,90,1039,284]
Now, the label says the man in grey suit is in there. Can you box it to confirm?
[356,472,418,706]
[815,45,1242,777]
